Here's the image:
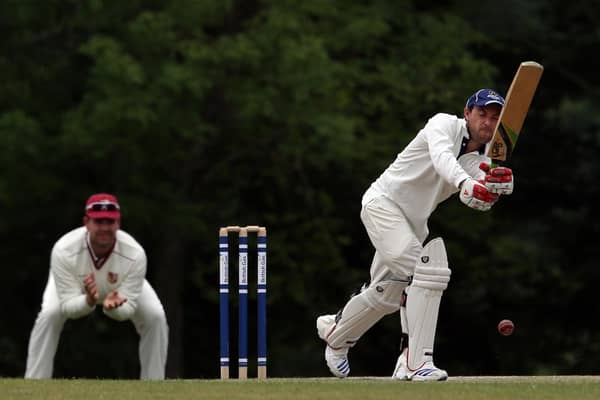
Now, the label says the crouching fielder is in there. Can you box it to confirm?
[25,193,168,380]
[316,89,514,380]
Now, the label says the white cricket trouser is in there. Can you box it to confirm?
[25,274,169,380]
[317,196,425,350]
[360,195,423,284]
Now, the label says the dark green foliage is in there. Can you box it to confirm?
[0,0,598,378]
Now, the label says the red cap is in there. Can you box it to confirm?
[85,193,121,220]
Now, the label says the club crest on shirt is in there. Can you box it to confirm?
[107,272,119,284]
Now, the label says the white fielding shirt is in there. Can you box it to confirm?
[51,226,147,321]
[362,113,490,242]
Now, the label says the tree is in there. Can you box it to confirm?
[4,0,597,378]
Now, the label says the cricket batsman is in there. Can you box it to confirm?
[317,89,514,380]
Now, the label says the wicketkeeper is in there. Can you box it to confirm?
[25,193,169,380]
[317,89,514,381]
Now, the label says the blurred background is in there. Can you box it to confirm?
[1,0,599,378]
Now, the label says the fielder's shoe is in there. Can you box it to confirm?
[325,346,350,378]
[408,361,448,381]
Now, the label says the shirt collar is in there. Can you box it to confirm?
[86,232,115,270]
[459,122,486,157]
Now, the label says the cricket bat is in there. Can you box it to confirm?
[486,61,544,164]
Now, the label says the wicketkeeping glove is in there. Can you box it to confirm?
[479,162,514,195]
[459,177,499,211]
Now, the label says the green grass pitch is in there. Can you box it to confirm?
[1,376,599,400]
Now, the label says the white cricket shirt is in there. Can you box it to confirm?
[51,226,147,321]
[362,113,490,241]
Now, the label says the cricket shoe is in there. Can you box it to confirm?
[408,361,448,381]
[325,346,350,378]
[393,349,447,381]
[391,349,408,380]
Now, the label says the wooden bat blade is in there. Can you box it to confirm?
[486,61,544,163]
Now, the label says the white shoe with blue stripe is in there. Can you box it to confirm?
[393,350,448,381]
[408,361,448,381]
[325,346,350,378]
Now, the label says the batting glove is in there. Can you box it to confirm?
[459,177,499,211]
[480,162,514,195]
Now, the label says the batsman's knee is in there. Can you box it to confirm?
[411,237,451,291]
[362,280,407,314]
[322,280,408,349]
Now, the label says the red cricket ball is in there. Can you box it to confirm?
[497,319,515,336]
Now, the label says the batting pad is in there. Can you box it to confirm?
[406,237,451,370]
[323,280,408,349]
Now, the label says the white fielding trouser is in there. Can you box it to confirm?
[360,195,423,283]
[25,274,168,380]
